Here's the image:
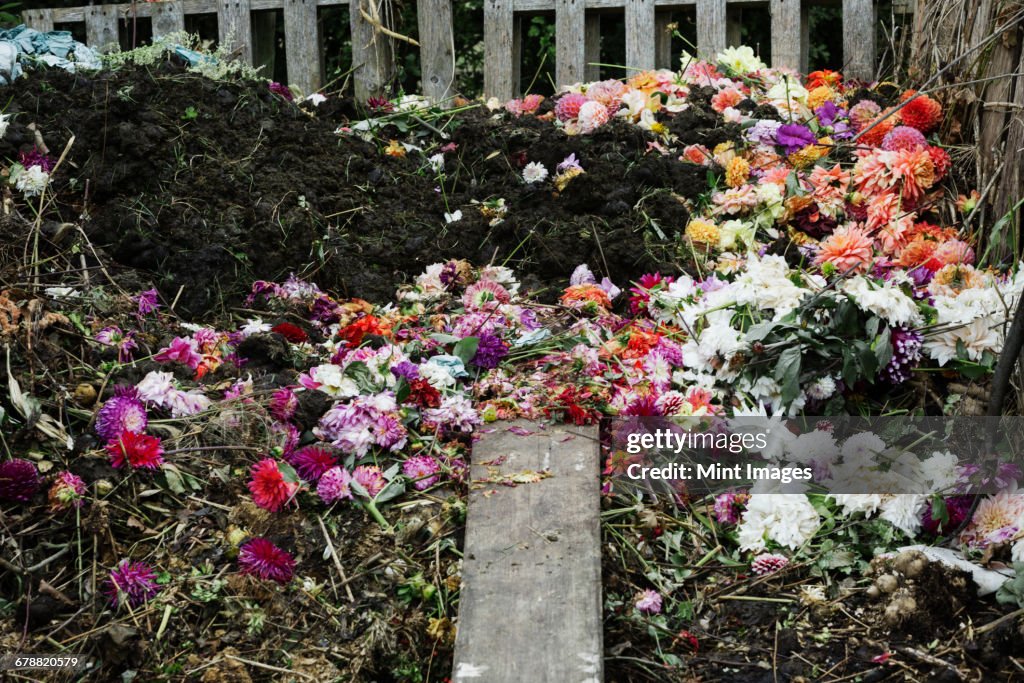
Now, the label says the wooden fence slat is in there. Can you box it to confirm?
[843,0,875,80]
[283,0,320,93]
[23,9,55,33]
[484,0,514,99]
[584,13,601,81]
[655,11,673,69]
[219,0,254,64]
[555,0,585,86]
[625,0,656,71]
[349,0,395,102]
[696,0,726,59]
[770,0,801,69]
[152,0,186,38]
[418,0,455,103]
[85,5,119,52]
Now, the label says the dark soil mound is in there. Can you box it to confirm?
[0,57,725,316]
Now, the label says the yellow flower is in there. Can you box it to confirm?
[725,157,750,188]
[807,85,839,110]
[686,218,720,246]
[384,139,406,158]
[554,167,585,192]
[787,139,830,168]
[427,616,457,644]
[713,141,736,166]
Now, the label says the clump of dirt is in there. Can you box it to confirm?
[0,56,734,316]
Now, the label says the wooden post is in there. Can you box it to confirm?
[584,13,601,81]
[284,0,321,93]
[22,9,55,33]
[696,0,726,59]
[85,5,119,52]
[843,0,875,81]
[483,0,514,99]
[219,0,254,65]
[418,0,455,103]
[800,3,810,73]
[555,0,586,86]
[625,0,656,71]
[152,0,186,38]
[350,0,396,102]
[655,11,674,70]
[770,0,801,70]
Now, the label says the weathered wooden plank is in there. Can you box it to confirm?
[625,0,656,71]
[349,0,395,102]
[283,0,321,93]
[22,9,55,33]
[484,0,515,99]
[555,0,586,86]
[843,0,875,81]
[584,13,600,81]
[452,421,603,683]
[152,0,186,38]
[655,11,673,69]
[85,5,119,52]
[696,0,726,58]
[218,0,254,64]
[418,0,455,102]
[770,0,800,69]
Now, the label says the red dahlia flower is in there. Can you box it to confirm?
[271,322,308,344]
[248,458,299,512]
[106,432,165,470]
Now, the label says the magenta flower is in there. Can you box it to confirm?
[19,149,55,172]
[95,386,148,442]
[95,326,138,362]
[290,445,339,483]
[402,455,441,491]
[634,589,662,614]
[269,387,299,422]
[0,459,40,503]
[154,337,202,369]
[317,466,355,504]
[269,81,294,101]
[238,537,295,584]
[104,560,160,607]
[133,288,161,317]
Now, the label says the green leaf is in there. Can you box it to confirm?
[775,346,802,406]
[278,461,300,484]
[344,361,378,393]
[873,325,892,368]
[453,336,480,366]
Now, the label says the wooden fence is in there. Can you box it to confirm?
[22,0,884,103]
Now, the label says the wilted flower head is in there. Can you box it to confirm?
[248,458,299,512]
[133,288,161,317]
[49,471,87,512]
[104,560,160,608]
[634,589,663,614]
[402,456,441,491]
[95,387,148,442]
[238,537,295,584]
[318,466,355,504]
[106,432,165,470]
[289,445,338,483]
[751,553,789,575]
[19,149,55,173]
[471,333,509,369]
[0,458,40,503]
[95,326,138,363]
[268,81,293,101]
[352,465,386,497]
[269,387,299,422]
[522,162,549,184]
